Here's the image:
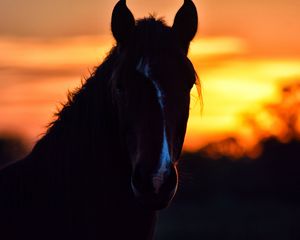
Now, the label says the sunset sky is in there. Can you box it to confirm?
[1,0,300,152]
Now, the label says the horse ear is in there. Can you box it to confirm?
[111,0,135,44]
[172,0,198,54]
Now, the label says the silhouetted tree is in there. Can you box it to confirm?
[244,81,300,144]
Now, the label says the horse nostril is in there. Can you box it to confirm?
[153,164,178,196]
[131,163,178,209]
[131,165,153,195]
[131,164,178,195]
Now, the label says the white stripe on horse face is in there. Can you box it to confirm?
[152,128,171,194]
[137,58,151,79]
[152,81,163,108]
[136,58,171,194]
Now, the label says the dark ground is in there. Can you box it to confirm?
[156,138,300,240]
[1,135,300,239]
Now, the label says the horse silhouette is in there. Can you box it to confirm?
[0,0,198,239]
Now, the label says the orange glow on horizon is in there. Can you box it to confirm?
[1,35,300,154]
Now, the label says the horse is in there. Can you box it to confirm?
[0,0,199,239]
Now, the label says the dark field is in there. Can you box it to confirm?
[157,197,300,240]
[157,138,300,240]
[1,135,300,239]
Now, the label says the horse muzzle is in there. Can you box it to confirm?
[131,163,178,210]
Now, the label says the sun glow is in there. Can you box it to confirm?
[1,35,300,152]
[185,50,300,151]
[0,36,113,68]
[189,37,247,58]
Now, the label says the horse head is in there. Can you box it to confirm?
[110,0,198,210]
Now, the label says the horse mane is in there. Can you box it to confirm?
[46,47,118,134]
[46,17,171,137]
[29,16,200,158]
